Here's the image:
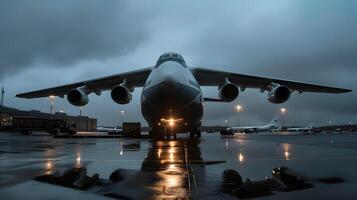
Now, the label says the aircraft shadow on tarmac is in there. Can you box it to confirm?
[34,139,346,200]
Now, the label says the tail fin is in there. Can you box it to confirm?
[269,116,281,126]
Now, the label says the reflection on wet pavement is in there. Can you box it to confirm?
[140,140,210,199]
[1,132,357,199]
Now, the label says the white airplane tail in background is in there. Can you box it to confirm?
[269,116,281,126]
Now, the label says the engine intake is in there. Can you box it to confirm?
[67,88,89,106]
[219,83,239,102]
[111,85,132,104]
[267,85,290,104]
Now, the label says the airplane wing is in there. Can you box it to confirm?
[16,67,153,98]
[191,67,351,93]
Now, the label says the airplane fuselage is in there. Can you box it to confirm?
[15,52,351,139]
[141,60,204,136]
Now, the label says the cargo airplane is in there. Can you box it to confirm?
[17,52,351,139]
[221,116,281,134]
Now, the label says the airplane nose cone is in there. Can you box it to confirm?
[160,70,180,94]
[160,77,179,93]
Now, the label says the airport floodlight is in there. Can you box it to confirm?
[49,95,55,114]
[121,110,125,117]
[280,108,287,115]
[238,152,244,162]
[236,105,242,112]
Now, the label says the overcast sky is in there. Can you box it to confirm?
[1,0,356,127]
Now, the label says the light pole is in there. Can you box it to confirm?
[49,95,55,114]
[79,107,83,116]
[236,105,242,113]
[120,110,125,128]
[224,119,228,126]
[280,108,287,127]
[236,105,242,125]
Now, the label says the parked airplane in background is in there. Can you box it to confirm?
[286,126,313,133]
[286,125,322,134]
[97,126,122,133]
[16,52,351,139]
[221,116,281,134]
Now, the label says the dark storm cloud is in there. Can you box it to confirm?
[1,0,357,126]
[0,0,153,78]
[179,0,357,125]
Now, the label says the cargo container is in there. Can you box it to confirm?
[12,116,77,135]
[122,122,141,138]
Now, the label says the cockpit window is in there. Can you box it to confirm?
[155,52,187,67]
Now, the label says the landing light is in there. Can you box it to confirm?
[160,118,183,127]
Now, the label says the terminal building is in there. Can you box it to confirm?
[0,106,97,132]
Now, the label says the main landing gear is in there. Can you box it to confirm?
[150,126,201,140]
[150,126,176,140]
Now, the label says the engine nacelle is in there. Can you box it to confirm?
[111,85,132,104]
[219,82,239,102]
[67,88,89,106]
[267,85,291,104]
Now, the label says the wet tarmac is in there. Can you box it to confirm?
[1,131,357,199]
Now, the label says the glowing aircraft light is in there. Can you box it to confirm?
[169,121,174,126]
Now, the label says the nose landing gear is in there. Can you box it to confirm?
[150,125,177,140]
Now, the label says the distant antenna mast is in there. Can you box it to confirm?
[0,86,4,107]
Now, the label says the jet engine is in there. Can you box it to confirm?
[67,88,89,106]
[111,85,132,104]
[267,84,291,104]
[219,82,239,102]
